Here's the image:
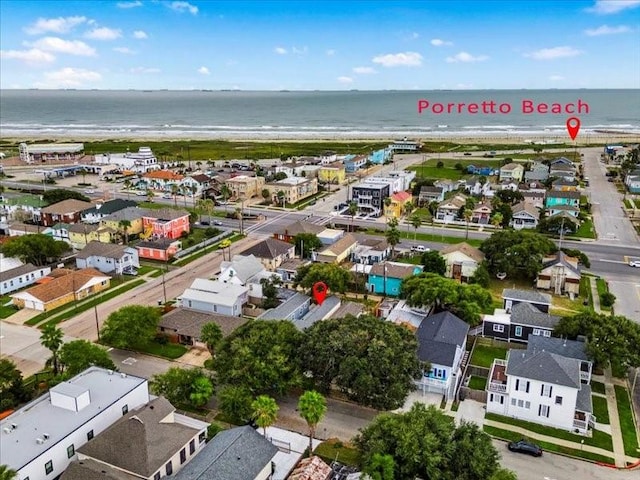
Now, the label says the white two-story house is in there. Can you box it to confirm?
[179,278,248,316]
[486,336,593,434]
[75,241,140,275]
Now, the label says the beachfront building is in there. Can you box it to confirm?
[499,163,525,183]
[140,170,185,192]
[19,143,84,164]
[94,146,160,173]
[350,180,391,217]
[368,148,392,165]
[343,154,368,173]
[318,162,346,186]
[388,139,422,152]
[264,176,318,206]
[371,170,416,193]
[224,175,266,200]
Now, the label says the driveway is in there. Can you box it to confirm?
[455,399,486,427]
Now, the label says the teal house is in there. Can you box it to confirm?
[367,261,423,296]
[545,190,580,208]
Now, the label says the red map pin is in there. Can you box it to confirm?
[312,281,328,306]
[566,117,581,141]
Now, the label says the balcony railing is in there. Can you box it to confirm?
[415,376,448,388]
[487,382,507,393]
[573,418,588,431]
[580,371,590,381]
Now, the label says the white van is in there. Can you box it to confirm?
[411,245,429,253]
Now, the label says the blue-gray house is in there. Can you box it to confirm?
[367,261,423,296]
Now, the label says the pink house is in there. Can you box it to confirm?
[142,208,190,240]
[137,238,182,261]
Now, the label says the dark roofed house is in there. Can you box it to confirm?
[273,220,325,243]
[81,199,138,224]
[415,311,469,400]
[61,458,139,480]
[174,426,278,480]
[159,307,249,348]
[502,288,551,313]
[536,251,581,298]
[40,199,94,226]
[137,238,183,261]
[240,238,295,270]
[482,302,560,344]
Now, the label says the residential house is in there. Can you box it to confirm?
[482,302,560,343]
[218,254,280,301]
[368,148,392,165]
[366,261,423,296]
[499,163,525,182]
[546,204,581,219]
[277,258,310,283]
[545,190,580,212]
[536,251,581,298]
[70,397,208,480]
[318,162,346,185]
[69,223,117,249]
[415,311,469,400]
[0,194,47,222]
[81,199,138,224]
[551,178,579,191]
[382,299,430,330]
[519,182,546,210]
[273,220,325,243]
[503,288,551,313]
[0,263,52,295]
[76,241,139,275]
[0,367,150,480]
[314,233,357,264]
[142,208,190,240]
[50,222,71,244]
[179,278,248,316]
[158,308,248,348]
[463,176,491,197]
[351,236,390,265]
[173,426,278,480]
[434,179,458,194]
[101,206,146,236]
[140,170,184,192]
[40,199,94,226]
[258,292,341,331]
[385,191,413,218]
[499,179,519,191]
[137,238,182,261]
[466,164,495,176]
[239,238,295,271]
[486,337,593,434]
[549,163,576,182]
[11,268,110,311]
[7,222,48,236]
[509,202,540,229]
[180,174,213,197]
[550,157,574,167]
[224,175,266,200]
[371,170,416,192]
[350,181,391,217]
[624,170,640,193]
[265,176,318,205]
[0,254,24,272]
[524,162,550,182]
[435,194,467,222]
[418,186,445,205]
[440,242,485,282]
[343,154,367,173]
[471,202,492,224]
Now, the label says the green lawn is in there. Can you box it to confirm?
[173,233,245,267]
[592,395,610,425]
[468,376,488,390]
[362,228,483,247]
[595,278,611,312]
[591,381,606,395]
[137,265,160,276]
[614,385,640,457]
[483,425,615,465]
[573,218,596,239]
[0,295,18,319]
[413,207,433,223]
[579,277,594,310]
[314,439,362,467]
[485,413,613,451]
[470,345,507,368]
[132,340,188,359]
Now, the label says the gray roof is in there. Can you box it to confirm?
[332,301,365,319]
[510,302,560,329]
[258,292,310,321]
[542,251,581,276]
[78,397,199,478]
[0,262,41,282]
[137,238,180,249]
[416,311,469,367]
[82,199,138,216]
[174,426,278,480]
[281,220,325,236]
[61,458,140,480]
[527,336,589,361]
[240,238,293,260]
[506,350,581,388]
[297,295,341,330]
[221,254,264,283]
[503,288,551,305]
[102,206,147,222]
[76,241,131,260]
[159,307,248,338]
[576,384,593,413]
[144,207,190,221]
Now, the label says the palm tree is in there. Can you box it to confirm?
[385,217,401,259]
[0,465,18,480]
[146,189,155,203]
[196,161,202,171]
[40,324,63,375]
[463,208,473,240]
[78,168,88,185]
[491,212,504,229]
[200,323,223,355]
[220,184,231,203]
[383,197,392,220]
[262,188,271,204]
[171,184,180,207]
[298,390,327,455]
[404,200,415,217]
[409,213,422,240]
[196,198,214,223]
[251,395,279,436]
[347,201,358,232]
[119,219,132,244]
[123,179,132,200]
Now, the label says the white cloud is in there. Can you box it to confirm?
[130,66,161,74]
[326,49,336,56]
[133,30,148,39]
[113,46,136,54]
[85,27,122,40]
[524,46,583,60]
[430,38,453,47]
[445,51,489,63]
[274,46,287,55]
[197,66,210,75]
[0,48,56,65]
[29,37,96,56]
[352,66,376,74]
[168,1,198,15]
[117,0,143,8]
[35,67,101,88]
[372,51,423,67]
[337,76,353,84]
[586,0,640,14]
[292,46,308,55]
[24,16,87,35]
[549,75,565,81]
[584,24,632,36]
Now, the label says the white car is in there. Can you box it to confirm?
[411,245,430,253]
[629,260,640,268]
[135,191,147,196]
[83,189,96,194]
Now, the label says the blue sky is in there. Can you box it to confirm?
[1,0,639,90]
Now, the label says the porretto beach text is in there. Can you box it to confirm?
[417,99,590,115]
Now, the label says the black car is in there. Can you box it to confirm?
[507,439,543,457]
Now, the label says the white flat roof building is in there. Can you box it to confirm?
[0,367,149,480]
[94,147,160,173]
[19,143,84,164]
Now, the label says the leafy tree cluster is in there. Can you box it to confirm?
[260,276,281,309]
[293,233,323,259]
[42,189,90,205]
[420,250,446,276]
[401,273,492,325]
[300,315,422,409]
[480,230,557,279]
[1,234,70,266]
[100,305,161,349]
[561,248,590,268]
[357,403,516,480]
[0,359,31,411]
[538,215,578,235]
[150,367,214,408]
[555,311,640,376]
[295,262,353,295]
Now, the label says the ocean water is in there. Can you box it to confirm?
[0,89,638,140]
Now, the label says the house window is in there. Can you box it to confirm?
[543,330,552,337]
[538,404,550,418]
[166,461,173,476]
[555,396,563,405]
[45,460,53,475]
[493,324,505,333]
[189,439,196,454]
[511,398,516,406]
[514,326,523,337]
[154,473,161,480]
[122,404,129,415]
[199,432,206,444]
[180,448,187,464]
[87,430,94,441]
[67,444,75,458]
[541,385,552,397]
[532,328,542,336]
[517,399,524,408]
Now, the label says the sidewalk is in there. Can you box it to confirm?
[590,276,602,312]
[604,366,631,467]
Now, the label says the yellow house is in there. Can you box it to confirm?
[69,224,117,249]
[318,162,346,186]
[385,191,413,218]
[315,234,358,264]
[100,207,145,236]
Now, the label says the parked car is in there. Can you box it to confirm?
[629,260,640,268]
[83,189,96,194]
[162,193,172,199]
[213,220,223,226]
[122,267,138,276]
[507,439,543,457]
[411,245,429,253]
[135,191,147,196]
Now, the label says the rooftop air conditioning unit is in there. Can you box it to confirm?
[3,428,12,434]
[36,438,44,444]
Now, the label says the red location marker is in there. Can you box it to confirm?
[566,117,581,141]
[312,281,328,306]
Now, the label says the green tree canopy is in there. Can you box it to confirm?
[200,322,223,354]
[260,276,280,309]
[293,233,323,259]
[0,465,18,480]
[294,263,353,295]
[356,403,502,480]
[538,215,578,235]
[213,320,303,395]
[480,230,557,279]
[1,234,70,266]
[0,359,30,411]
[401,273,492,325]
[100,305,161,349]
[189,376,215,407]
[42,189,90,205]
[217,385,254,424]
[58,340,116,377]
[150,367,214,408]
[298,390,327,453]
[299,315,421,409]
[421,250,446,276]
[251,395,279,436]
